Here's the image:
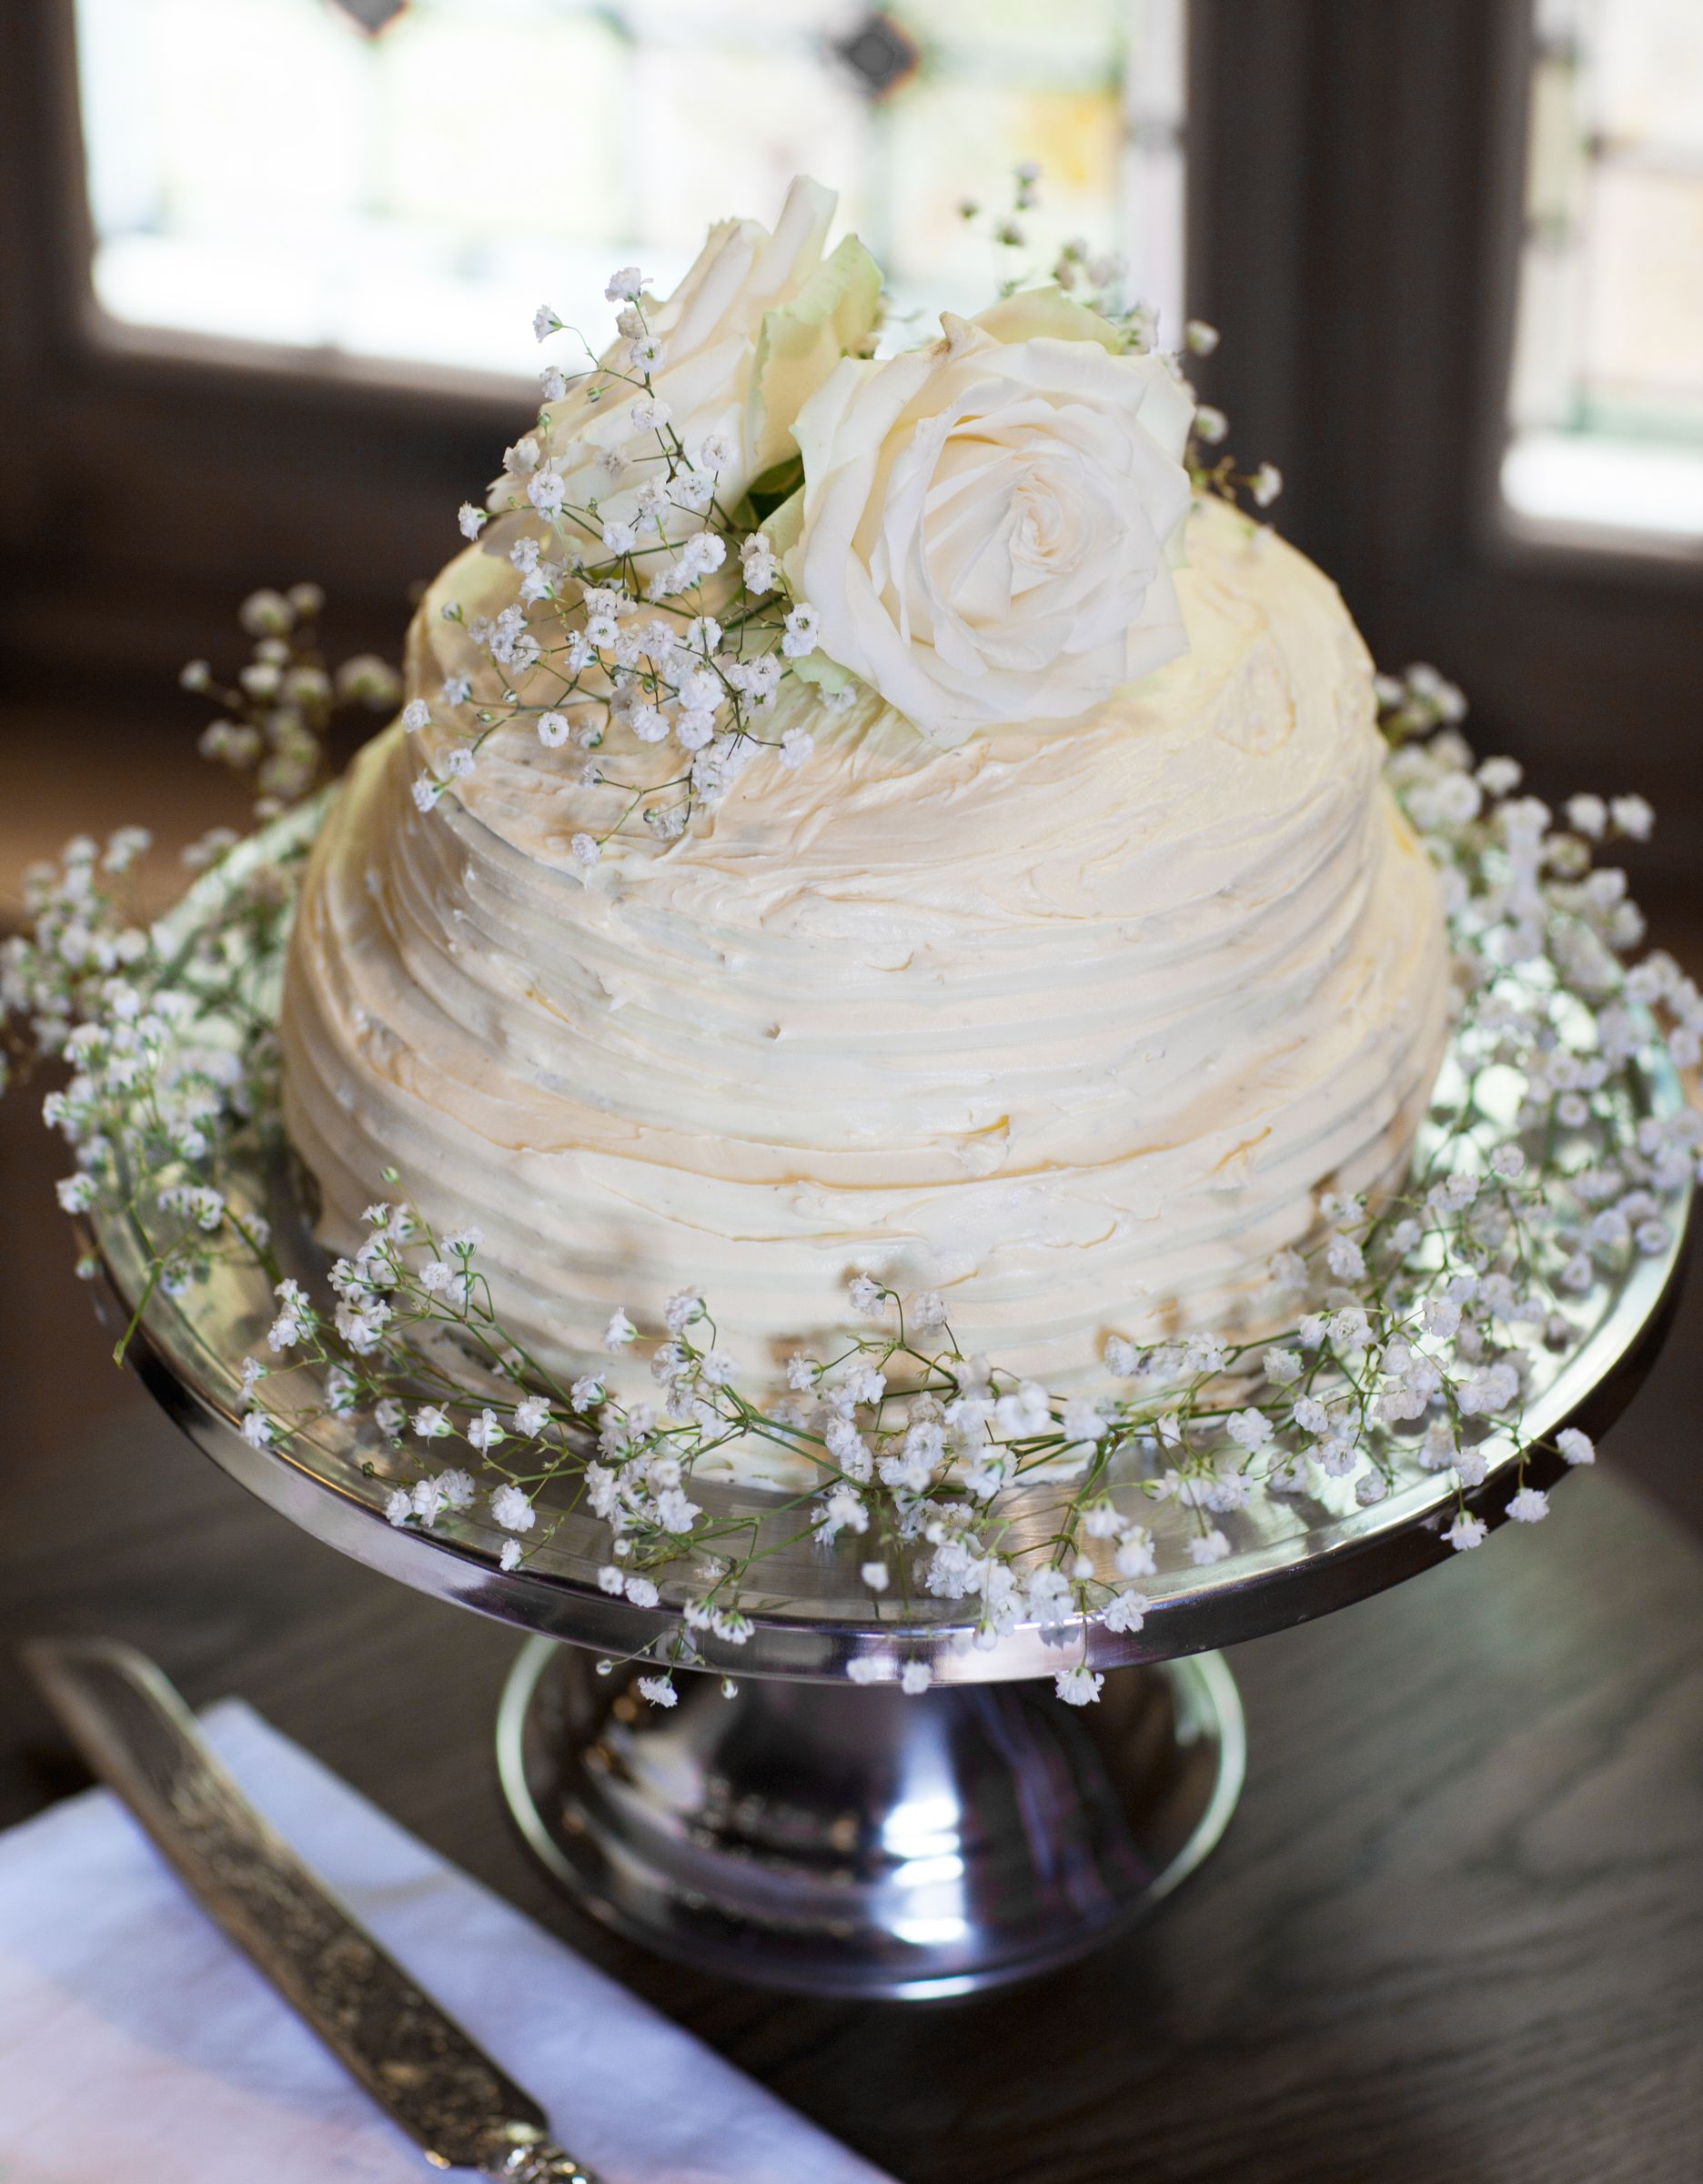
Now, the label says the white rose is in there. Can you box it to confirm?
[788,290,1194,745]
[496,175,879,533]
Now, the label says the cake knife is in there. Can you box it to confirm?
[23,1635,601,2182]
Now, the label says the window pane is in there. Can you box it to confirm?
[1503,0,1703,540]
[75,0,1187,384]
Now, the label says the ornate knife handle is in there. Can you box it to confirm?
[24,1640,606,2184]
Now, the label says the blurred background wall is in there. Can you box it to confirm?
[3,0,1699,898]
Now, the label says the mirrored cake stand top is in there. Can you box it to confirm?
[90,1009,1694,1688]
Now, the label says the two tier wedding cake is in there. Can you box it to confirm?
[280,176,1449,1403]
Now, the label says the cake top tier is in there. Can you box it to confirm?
[408,494,1365,923]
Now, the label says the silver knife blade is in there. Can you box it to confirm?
[24,1636,598,2181]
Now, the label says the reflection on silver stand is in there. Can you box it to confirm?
[498,1640,1244,1998]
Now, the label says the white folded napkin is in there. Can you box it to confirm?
[0,1697,896,2184]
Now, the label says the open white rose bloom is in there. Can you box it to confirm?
[281,178,1450,1459]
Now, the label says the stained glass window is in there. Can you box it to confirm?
[1504,0,1703,539]
[75,0,1187,383]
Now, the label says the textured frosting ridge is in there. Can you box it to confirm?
[281,498,1450,1403]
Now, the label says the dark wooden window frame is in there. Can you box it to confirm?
[5,0,1699,883]
[1187,0,1702,891]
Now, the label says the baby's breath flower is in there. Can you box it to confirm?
[489,1483,535,1532]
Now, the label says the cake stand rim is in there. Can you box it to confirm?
[98,1189,1690,1681]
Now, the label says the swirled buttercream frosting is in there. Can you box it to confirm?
[281,496,1450,1414]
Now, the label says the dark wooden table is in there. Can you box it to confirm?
[3,1381,1699,2184]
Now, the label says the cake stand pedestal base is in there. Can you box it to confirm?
[495,1637,1244,1999]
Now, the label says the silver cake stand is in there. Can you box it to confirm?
[87,841,1694,1998]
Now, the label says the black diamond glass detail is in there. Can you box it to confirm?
[832,11,919,101]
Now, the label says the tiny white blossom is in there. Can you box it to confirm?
[1557,1427,1595,1466]
[1055,1664,1104,1706]
[779,728,814,770]
[401,699,430,733]
[54,1170,94,1223]
[537,710,569,747]
[1102,1588,1148,1634]
[603,1309,637,1351]
[1114,1526,1156,1578]
[1507,1485,1549,1524]
[457,502,485,539]
[781,603,821,658]
[570,832,600,866]
[1187,1528,1232,1566]
[1251,462,1283,507]
[605,267,645,302]
[533,304,560,342]
[1061,1398,1106,1445]
[654,1486,700,1534]
[636,1674,678,1707]
[385,1487,412,1527]
[499,1539,522,1571]
[489,1483,536,1532]
[900,1661,932,1696]
[1446,1511,1487,1553]
[861,1561,890,1592]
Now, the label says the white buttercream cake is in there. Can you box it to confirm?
[281,491,1450,1394]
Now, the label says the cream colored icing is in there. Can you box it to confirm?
[280,496,1451,1408]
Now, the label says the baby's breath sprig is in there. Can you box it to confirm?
[182,584,399,818]
[421,269,835,850]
